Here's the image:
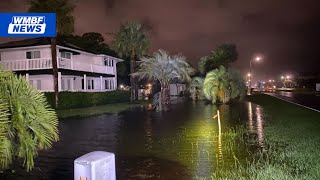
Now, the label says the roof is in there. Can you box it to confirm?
[0,37,100,55]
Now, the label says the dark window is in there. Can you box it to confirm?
[88,80,91,89]
[92,80,94,90]
[105,80,109,89]
[26,52,32,59]
[81,79,84,89]
[61,52,71,59]
[111,60,114,67]
[26,51,40,59]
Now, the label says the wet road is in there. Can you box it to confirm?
[265,91,320,112]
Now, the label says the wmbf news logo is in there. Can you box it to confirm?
[8,16,46,34]
[0,13,56,37]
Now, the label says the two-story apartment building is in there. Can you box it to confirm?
[0,38,123,92]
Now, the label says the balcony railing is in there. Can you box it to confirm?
[0,57,115,75]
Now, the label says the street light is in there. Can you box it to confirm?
[248,56,262,94]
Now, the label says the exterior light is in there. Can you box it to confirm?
[269,80,272,82]
[281,76,284,79]
[255,57,261,61]
[247,73,251,77]
[286,75,290,79]
[119,84,124,89]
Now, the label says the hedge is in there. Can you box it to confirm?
[45,90,130,109]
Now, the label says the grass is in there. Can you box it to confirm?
[56,101,150,119]
[214,93,320,179]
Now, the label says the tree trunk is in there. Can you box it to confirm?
[130,52,136,102]
[51,38,59,108]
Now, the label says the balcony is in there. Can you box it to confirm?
[0,57,115,75]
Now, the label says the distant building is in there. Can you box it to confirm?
[169,78,187,96]
[0,38,123,92]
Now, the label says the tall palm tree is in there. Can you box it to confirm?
[28,0,75,108]
[189,77,205,100]
[203,66,246,104]
[112,22,150,102]
[132,50,194,110]
[0,68,59,171]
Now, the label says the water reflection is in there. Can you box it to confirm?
[247,102,264,147]
[3,100,266,179]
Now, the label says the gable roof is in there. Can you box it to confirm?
[0,37,97,54]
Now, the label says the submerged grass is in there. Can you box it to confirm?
[211,94,320,179]
[56,101,149,119]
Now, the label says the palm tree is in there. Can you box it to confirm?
[112,22,150,102]
[132,50,194,110]
[28,0,75,108]
[203,66,246,104]
[189,77,205,100]
[0,68,59,172]
[203,66,231,104]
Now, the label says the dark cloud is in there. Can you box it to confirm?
[1,0,319,82]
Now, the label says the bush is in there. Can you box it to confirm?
[45,90,130,109]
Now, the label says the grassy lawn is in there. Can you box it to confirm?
[56,101,150,119]
[240,94,320,179]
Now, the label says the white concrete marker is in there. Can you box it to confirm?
[74,151,116,180]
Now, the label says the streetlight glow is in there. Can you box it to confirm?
[255,57,261,61]
[247,73,251,77]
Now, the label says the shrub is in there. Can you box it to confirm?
[45,90,130,109]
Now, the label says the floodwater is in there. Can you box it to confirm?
[1,98,265,179]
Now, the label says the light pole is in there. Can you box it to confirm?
[248,56,261,95]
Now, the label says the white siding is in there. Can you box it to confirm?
[29,74,54,92]
[0,46,51,61]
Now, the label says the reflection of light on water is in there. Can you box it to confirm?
[256,106,264,147]
[248,102,253,133]
[247,102,265,147]
[144,114,153,151]
[217,110,223,164]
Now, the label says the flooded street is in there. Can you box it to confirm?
[2,99,265,179]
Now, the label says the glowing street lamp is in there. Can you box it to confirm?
[248,56,262,95]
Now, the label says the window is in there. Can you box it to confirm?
[88,80,91,89]
[29,80,34,88]
[61,79,65,90]
[111,60,114,67]
[36,80,41,90]
[81,79,84,89]
[61,52,71,59]
[67,79,71,90]
[91,80,94,90]
[105,80,109,89]
[26,51,40,59]
[109,80,112,89]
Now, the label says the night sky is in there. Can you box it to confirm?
[1,0,319,82]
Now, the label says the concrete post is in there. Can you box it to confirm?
[74,151,116,180]
[100,76,103,91]
[25,73,29,82]
[58,72,62,92]
[84,74,87,92]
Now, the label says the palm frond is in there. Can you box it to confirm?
[0,69,59,171]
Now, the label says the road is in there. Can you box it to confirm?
[265,91,320,112]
